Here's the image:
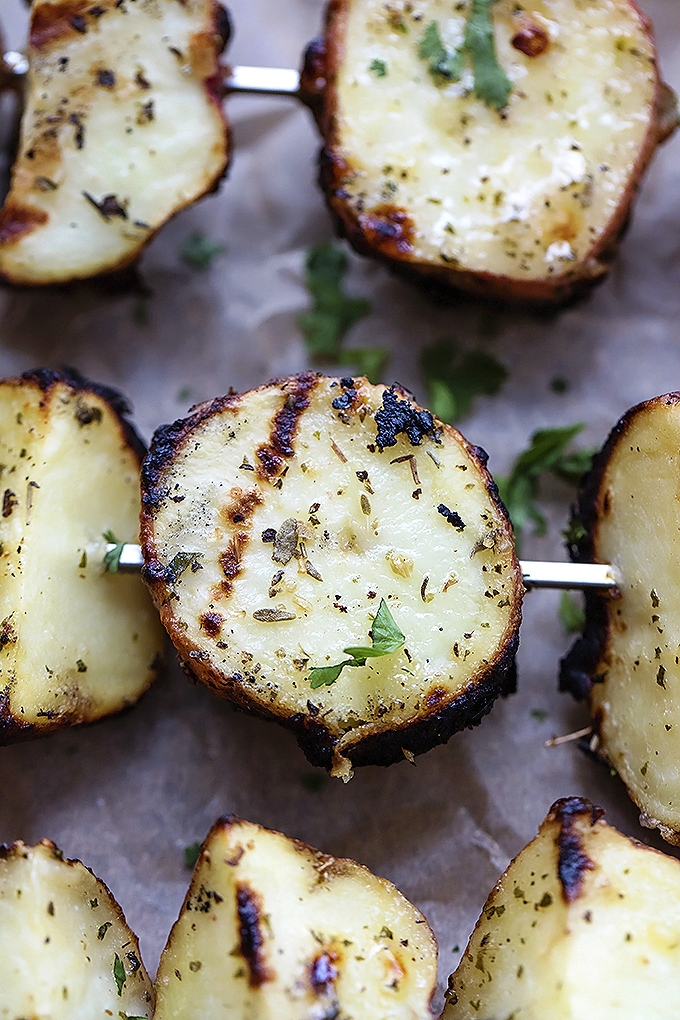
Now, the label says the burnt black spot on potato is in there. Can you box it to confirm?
[83,192,128,221]
[75,402,102,426]
[222,487,264,526]
[236,883,272,987]
[375,387,436,448]
[331,377,357,411]
[2,490,18,518]
[549,797,604,903]
[438,504,466,530]
[0,203,49,246]
[219,533,248,597]
[310,950,339,993]
[200,612,223,637]
[359,205,415,258]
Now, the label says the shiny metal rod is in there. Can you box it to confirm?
[109,544,618,591]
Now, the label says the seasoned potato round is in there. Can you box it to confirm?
[0,839,153,1019]
[562,394,680,844]
[0,0,231,285]
[141,373,522,778]
[155,815,437,1020]
[445,797,680,1020]
[0,369,164,744]
[303,0,676,306]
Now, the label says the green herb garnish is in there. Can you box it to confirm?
[421,338,507,422]
[559,592,585,635]
[309,599,405,688]
[299,244,386,381]
[495,425,596,553]
[97,921,112,940]
[103,531,124,574]
[180,231,225,271]
[119,1014,148,1020]
[167,551,202,583]
[530,708,548,722]
[369,58,388,77]
[418,0,512,110]
[113,954,126,996]
[184,842,201,869]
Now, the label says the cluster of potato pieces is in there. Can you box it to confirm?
[5,798,680,1019]
[2,367,680,855]
[0,0,677,304]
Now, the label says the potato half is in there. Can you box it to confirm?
[301,0,677,306]
[141,374,522,778]
[0,838,153,1019]
[155,815,437,1020]
[444,797,680,1020]
[0,369,164,743]
[0,0,231,286]
[561,394,680,844]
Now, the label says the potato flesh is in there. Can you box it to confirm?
[0,840,153,1019]
[145,378,520,769]
[444,804,680,1019]
[589,400,680,838]
[155,817,437,1020]
[333,0,657,282]
[0,0,227,284]
[0,379,163,733]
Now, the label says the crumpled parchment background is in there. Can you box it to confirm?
[0,0,679,1004]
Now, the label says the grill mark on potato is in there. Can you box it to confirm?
[358,204,415,258]
[256,373,318,478]
[236,883,272,987]
[551,797,604,903]
[0,203,49,246]
[218,532,248,597]
[200,612,223,637]
[222,486,264,526]
[31,1,103,51]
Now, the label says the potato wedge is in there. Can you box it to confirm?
[155,815,437,1020]
[141,374,522,778]
[0,838,153,1018]
[302,0,677,306]
[561,394,680,844]
[444,797,680,1019]
[0,368,164,743]
[0,0,231,286]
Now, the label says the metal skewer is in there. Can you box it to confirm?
[108,544,618,590]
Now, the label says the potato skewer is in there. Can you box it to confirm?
[0,0,676,293]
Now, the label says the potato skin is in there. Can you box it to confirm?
[0,0,232,287]
[140,373,522,774]
[301,0,676,308]
[0,367,161,744]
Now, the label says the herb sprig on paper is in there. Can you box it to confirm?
[495,425,596,553]
[309,599,405,689]
[421,337,508,422]
[180,231,225,271]
[103,530,124,574]
[418,0,512,111]
[299,243,387,383]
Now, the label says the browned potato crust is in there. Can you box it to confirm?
[140,373,522,778]
[302,0,677,307]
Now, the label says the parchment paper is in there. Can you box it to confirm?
[1,0,680,1004]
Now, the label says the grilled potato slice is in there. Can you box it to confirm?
[0,838,153,1018]
[141,374,522,778]
[444,797,680,1019]
[561,394,680,844]
[0,0,230,286]
[302,0,677,306]
[155,815,437,1020]
[0,369,163,743]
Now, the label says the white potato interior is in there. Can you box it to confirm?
[0,377,163,734]
[444,802,680,1020]
[0,840,153,1019]
[333,0,657,281]
[0,0,228,284]
[589,398,680,839]
[155,816,437,1020]
[145,377,520,773]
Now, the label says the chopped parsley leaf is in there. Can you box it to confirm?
[369,58,388,77]
[309,599,405,688]
[180,231,225,271]
[559,591,585,635]
[103,531,124,573]
[418,22,462,85]
[113,953,126,996]
[184,842,201,869]
[421,337,507,421]
[530,708,548,722]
